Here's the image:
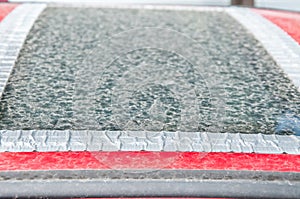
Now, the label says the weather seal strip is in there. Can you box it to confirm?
[0,169,299,198]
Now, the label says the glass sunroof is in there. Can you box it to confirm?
[1,7,300,134]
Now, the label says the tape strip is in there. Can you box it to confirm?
[226,7,300,91]
[0,4,46,97]
[0,130,299,154]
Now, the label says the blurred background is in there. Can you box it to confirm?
[256,0,300,12]
[8,0,300,12]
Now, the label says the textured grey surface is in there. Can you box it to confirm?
[0,170,299,198]
[0,6,300,135]
[0,130,299,153]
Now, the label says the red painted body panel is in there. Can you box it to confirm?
[0,3,18,22]
[254,9,300,44]
[0,151,299,172]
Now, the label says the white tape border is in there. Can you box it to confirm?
[0,130,299,154]
[226,7,300,91]
[0,4,46,98]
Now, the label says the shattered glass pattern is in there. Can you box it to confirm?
[0,7,300,134]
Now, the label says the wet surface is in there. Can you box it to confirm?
[0,7,300,133]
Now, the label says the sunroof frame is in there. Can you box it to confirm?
[0,3,299,198]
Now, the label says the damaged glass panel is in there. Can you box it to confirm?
[0,7,300,135]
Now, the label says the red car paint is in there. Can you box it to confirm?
[0,3,18,22]
[254,9,300,44]
[0,151,299,172]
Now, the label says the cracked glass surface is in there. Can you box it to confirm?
[0,7,300,134]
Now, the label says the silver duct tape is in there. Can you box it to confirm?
[0,130,299,154]
[226,7,300,91]
[0,4,47,98]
